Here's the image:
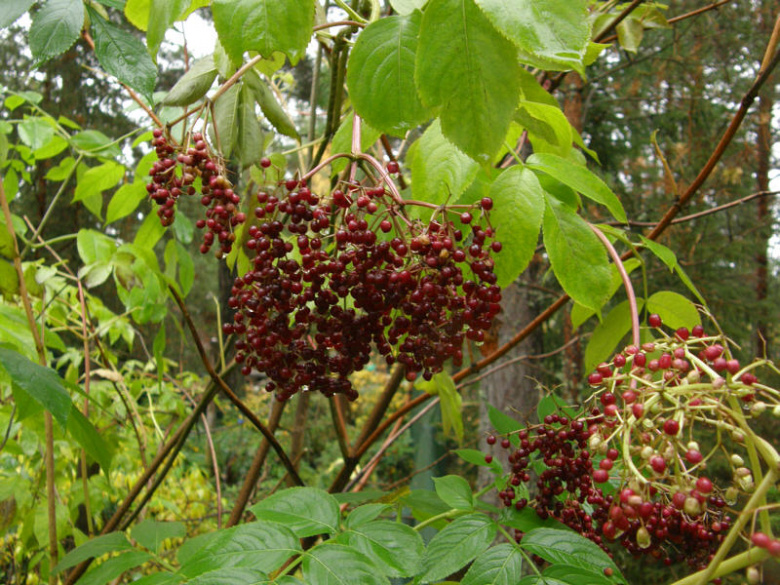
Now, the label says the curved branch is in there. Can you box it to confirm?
[169,286,304,487]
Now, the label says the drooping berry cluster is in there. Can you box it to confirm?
[224,180,501,400]
[487,315,780,573]
[148,129,245,257]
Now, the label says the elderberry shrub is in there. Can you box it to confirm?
[148,129,245,258]
[224,180,501,400]
[489,316,780,574]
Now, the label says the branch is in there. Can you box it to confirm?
[645,48,780,241]
[594,0,646,43]
[169,286,303,487]
[227,399,286,527]
[599,0,734,44]
[611,190,780,227]
[0,175,58,582]
[329,364,405,492]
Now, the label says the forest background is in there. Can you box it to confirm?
[0,1,779,584]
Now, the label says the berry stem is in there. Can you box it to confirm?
[683,467,777,585]
[670,548,768,585]
[349,113,361,184]
[590,223,640,349]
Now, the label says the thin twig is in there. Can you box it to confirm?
[599,0,734,44]
[594,0,646,43]
[610,190,780,227]
[0,176,58,582]
[169,286,303,486]
[329,395,351,460]
[227,399,286,527]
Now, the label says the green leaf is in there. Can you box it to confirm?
[330,115,381,174]
[616,17,644,53]
[474,0,590,74]
[521,527,623,580]
[33,135,69,160]
[162,55,218,106]
[212,0,315,64]
[338,521,424,578]
[570,258,641,329]
[516,102,573,156]
[0,0,34,28]
[124,0,151,29]
[134,212,166,250]
[29,0,84,62]
[518,577,569,585]
[18,118,55,151]
[543,565,615,585]
[536,394,575,423]
[129,575,184,585]
[433,475,474,510]
[455,448,502,472]
[488,166,544,287]
[106,181,148,225]
[90,9,158,102]
[249,487,340,538]
[517,68,559,107]
[53,532,132,573]
[402,489,450,523]
[487,404,522,443]
[236,82,264,166]
[212,83,241,158]
[420,371,463,442]
[79,551,154,585]
[584,299,645,373]
[67,407,113,472]
[45,156,76,181]
[186,567,269,584]
[0,260,19,297]
[408,119,479,206]
[147,0,190,59]
[347,12,428,136]
[0,218,15,260]
[131,519,186,554]
[73,161,125,212]
[639,236,706,305]
[528,153,626,223]
[420,514,497,583]
[499,506,561,533]
[542,197,611,311]
[244,69,298,140]
[645,291,700,331]
[77,229,117,265]
[389,0,427,14]
[303,543,389,585]
[179,521,301,578]
[345,504,390,529]
[0,347,72,428]
[175,241,194,296]
[461,543,523,585]
[416,0,521,162]
[71,130,122,158]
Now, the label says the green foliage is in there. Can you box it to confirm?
[1,2,777,584]
[415,0,521,162]
[211,0,315,64]
[346,12,429,136]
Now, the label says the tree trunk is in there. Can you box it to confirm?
[477,280,540,495]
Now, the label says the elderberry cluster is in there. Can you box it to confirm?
[148,129,245,257]
[483,313,780,574]
[224,180,501,400]
[489,411,730,571]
